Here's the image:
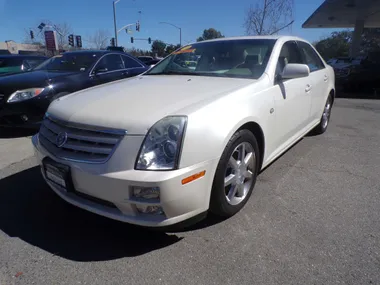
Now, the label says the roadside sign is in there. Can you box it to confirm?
[44,31,58,51]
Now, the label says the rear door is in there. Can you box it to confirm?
[273,41,313,148]
[121,55,147,77]
[297,41,329,121]
[90,54,125,85]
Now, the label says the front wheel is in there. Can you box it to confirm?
[209,130,260,217]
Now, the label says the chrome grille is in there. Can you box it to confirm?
[38,116,125,163]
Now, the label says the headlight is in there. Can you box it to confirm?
[136,116,187,170]
[7,88,44,103]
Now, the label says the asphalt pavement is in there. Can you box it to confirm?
[0,98,379,285]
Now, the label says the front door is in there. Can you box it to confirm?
[90,54,125,86]
[297,41,329,121]
[273,41,312,149]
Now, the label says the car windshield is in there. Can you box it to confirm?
[145,39,276,79]
[34,53,99,72]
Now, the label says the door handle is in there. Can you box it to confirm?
[324,75,328,82]
[305,84,312,93]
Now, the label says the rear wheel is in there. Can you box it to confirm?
[209,130,260,217]
[311,94,332,135]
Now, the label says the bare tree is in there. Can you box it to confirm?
[53,22,72,49]
[244,0,294,36]
[87,30,111,50]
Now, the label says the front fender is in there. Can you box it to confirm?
[179,77,273,169]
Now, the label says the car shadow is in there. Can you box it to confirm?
[0,127,38,139]
[0,166,182,262]
[336,88,380,100]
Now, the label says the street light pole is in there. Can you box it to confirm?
[159,22,182,46]
[113,0,120,46]
[179,27,182,47]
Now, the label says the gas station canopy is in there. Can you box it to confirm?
[302,0,380,29]
[303,0,380,56]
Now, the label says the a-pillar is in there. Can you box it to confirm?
[350,19,365,58]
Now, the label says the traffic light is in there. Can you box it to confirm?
[148,37,151,44]
[30,30,34,40]
[75,35,82,48]
[68,34,74,47]
[110,37,115,47]
[131,37,134,44]
[136,21,140,32]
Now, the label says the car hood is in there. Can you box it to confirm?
[0,70,80,95]
[48,75,254,135]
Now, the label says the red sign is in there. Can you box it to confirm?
[44,31,58,51]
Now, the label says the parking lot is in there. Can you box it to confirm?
[0,98,379,285]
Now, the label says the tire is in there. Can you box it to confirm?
[310,94,333,135]
[209,129,260,217]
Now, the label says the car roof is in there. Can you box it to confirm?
[188,35,309,45]
[0,54,47,59]
[62,50,127,56]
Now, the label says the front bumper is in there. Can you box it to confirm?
[0,96,50,128]
[32,134,219,227]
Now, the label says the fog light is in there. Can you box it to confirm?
[21,115,28,122]
[132,186,160,200]
[135,205,164,215]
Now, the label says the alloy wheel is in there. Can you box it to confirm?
[224,142,256,206]
[322,97,332,129]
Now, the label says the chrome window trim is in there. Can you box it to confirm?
[89,68,125,76]
[45,112,128,136]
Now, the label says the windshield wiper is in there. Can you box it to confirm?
[146,70,210,76]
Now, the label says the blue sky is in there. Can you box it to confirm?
[0,0,344,50]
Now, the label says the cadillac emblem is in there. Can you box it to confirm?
[56,132,68,148]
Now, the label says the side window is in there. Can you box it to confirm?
[297,41,325,72]
[122,55,142,68]
[277,41,303,75]
[25,59,45,69]
[22,60,31,70]
[96,54,124,72]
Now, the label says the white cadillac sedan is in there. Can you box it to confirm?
[32,36,335,228]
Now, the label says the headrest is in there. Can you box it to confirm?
[245,55,259,65]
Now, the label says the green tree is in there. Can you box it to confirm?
[165,44,181,55]
[151,40,166,57]
[361,28,380,53]
[315,31,352,60]
[197,28,224,42]
[314,29,380,60]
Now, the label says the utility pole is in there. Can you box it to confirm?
[113,0,120,46]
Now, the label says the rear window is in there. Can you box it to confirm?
[0,58,23,68]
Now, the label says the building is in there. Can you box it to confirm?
[0,40,43,55]
[303,0,380,57]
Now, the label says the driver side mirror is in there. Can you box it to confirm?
[281,63,310,79]
[93,67,108,75]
